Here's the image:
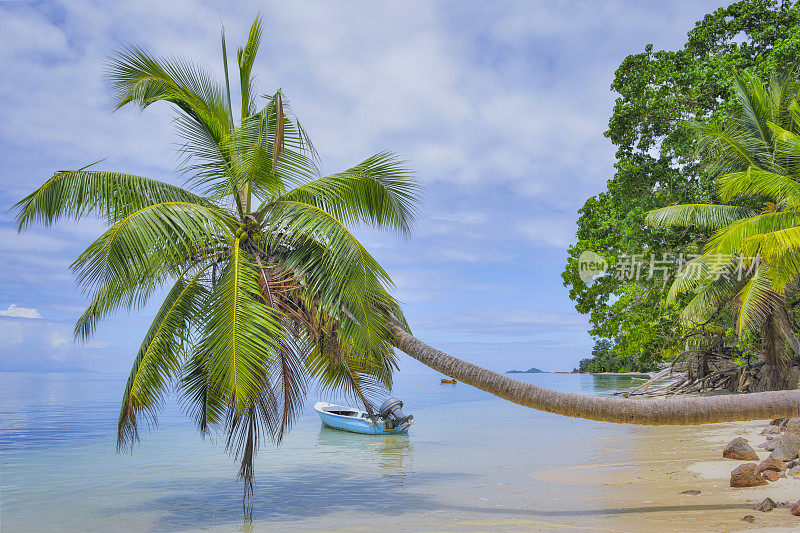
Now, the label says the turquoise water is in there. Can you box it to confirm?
[0,371,644,531]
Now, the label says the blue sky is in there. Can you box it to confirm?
[0,0,725,374]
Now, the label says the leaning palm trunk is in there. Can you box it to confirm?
[390,324,800,424]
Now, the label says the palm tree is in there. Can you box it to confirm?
[390,323,800,423]
[15,19,800,497]
[386,70,800,423]
[14,17,420,497]
[646,70,800,388]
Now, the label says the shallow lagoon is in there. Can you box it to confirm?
[0,371,645,531]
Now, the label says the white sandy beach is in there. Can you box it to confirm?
[530,419,800,532]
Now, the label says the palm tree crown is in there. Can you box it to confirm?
[13,17,421,497]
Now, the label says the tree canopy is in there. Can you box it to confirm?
[562,0,800,368]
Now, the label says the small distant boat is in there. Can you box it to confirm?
[314,397,413,435]
[440,378,457,384]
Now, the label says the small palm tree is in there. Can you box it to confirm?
[13,17,421,497]
[647,70,800,387]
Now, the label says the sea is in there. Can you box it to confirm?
[0,371,648,531]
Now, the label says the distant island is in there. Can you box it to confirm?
[505,367,546,374]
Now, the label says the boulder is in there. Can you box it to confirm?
[792,500,800,516]
[723,437,759,461]
[786,465,800,477]
[758,436,780,451]
[786,418,800,435]
[757,457,787,473]
[755,498,777,512]
[681,489,701,495]
[762,425,783,435]
[762,470,782,482]
[731,463,769,487]
[741,515,756,523]
[770,434,800,462]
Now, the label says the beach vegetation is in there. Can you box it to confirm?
[562,0,800,378]
[647,69,800,389]
[576,338,657,373]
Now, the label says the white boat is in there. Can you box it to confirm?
[314,397,412,435]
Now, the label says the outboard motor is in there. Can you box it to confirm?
[378,397,413,431]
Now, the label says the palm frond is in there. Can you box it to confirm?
[741,225,800,264]
[764,245,800,292]
[173,111,233,190]
[645,203,754,230]
[731,69,775,147]
[279,151,421,236]
[679,271,744,326]
[715,166,800,207]
[705,211,800,255]
[272,336,309,443]
[735,265,778,333]
[224,380,280,501]
[694,120,772,175]
[774,301,800,359]
[107,46,233,146]
[667,254,719,302]
[12,169,206,230]
[307,332,393,414]
[198,238,287,413]
[264,199,393,294]
[70,201,233,294]
[117,271,209,451]
[74,258,168,342]
[236,15,263,120]
[767,122,800,177]
[179,349,227,436]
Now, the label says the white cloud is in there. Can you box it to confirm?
[518,216,577,249]
[0,315,128,371]
[48,331,70,349]
[0,304,43,319]
[432,212,488,224]
[0,321,26,344]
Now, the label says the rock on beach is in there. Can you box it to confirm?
[757,456,787,473]
[723,437,759,461]
[769,434,800,462]
[731,463,769,487]
[755,498,777,512]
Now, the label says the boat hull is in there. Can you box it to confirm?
[314,402,409,435]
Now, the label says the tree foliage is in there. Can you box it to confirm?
[562,0,800,366]
[646,70,800,386]
[576,338,657,373]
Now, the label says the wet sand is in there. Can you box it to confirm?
[530,420,800,532]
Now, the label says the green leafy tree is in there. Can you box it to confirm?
[13,18,421,499]
[578,337,657,373]
[562,0,800,366]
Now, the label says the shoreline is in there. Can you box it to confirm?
[532,418,800,531]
